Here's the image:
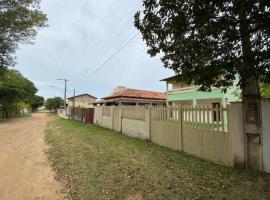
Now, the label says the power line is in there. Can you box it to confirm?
[71,1,140,80]
[73,3,142,90]
[91,4,143,68]
[74,32,139,90]
[92,33,139,75]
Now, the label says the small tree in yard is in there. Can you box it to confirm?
[135,0,269,169]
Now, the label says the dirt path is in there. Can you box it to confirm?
[0,113,65,200]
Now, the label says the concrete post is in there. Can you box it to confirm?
[145,106,151,140]
[166,82,169,106]
[119,106,123,133]
[230,102,246,168]
[261,99,270,173]
[111,106,114,130]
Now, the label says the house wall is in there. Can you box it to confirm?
[262,99,270,173]
[168,88,225,102]
[68,95,96,108]
[166,77,240,104]
[196,99,222,106]
[172,100,192,107]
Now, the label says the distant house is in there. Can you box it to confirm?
[96,86,166,106]
[161,75,240,108]
[67,93,97,108]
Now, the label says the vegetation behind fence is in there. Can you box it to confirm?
[0,108,30,121]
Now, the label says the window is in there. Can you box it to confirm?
[212,103,221,122]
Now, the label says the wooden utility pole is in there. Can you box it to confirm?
[73,90,75,109]
[73,90,75,119]
[57,78,69,115]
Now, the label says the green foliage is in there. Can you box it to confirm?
[0,69,37,108]
[45,97,63,110]
[30,95,44,111]
[260,83,270,98]
[135,1,270,91]
[0,0,47,69]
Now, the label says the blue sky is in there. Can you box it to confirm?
[15,0,173,99]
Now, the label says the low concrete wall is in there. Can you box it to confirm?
[262,99,270,173]
[94,107,103,125]
[122,118,149,140]
[230,102,246,168]
[102,116,113,129]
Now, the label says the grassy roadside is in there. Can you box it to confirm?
[45,116,270,200]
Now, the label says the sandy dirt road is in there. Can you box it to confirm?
[0,113,65,200]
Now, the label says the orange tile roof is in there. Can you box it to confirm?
[102,88,166,100]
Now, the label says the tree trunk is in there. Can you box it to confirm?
[239,5,262,171]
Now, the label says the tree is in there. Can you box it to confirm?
[0,69,38,118]
[0,0,47,71]
[45,97,63,111]
[135,0,269,170]
[30,95,44,111]
[135,1,269,92]
[0,69,37,107]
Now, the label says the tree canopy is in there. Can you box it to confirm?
[135,1,270,93]
[0,69,37,108]
[45,97,63,111]
[0,0,47,70]
[30,95,44,111]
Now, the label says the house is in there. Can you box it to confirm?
[96,86,166,106]
[161,75,241,108]
[67,93,97,108]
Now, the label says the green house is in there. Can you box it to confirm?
[161,75,241,108]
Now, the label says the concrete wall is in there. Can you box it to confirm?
[230,102,246,168]
[102,116,113,129]
[93,104,270,172]
[94,106,103,125]
[122,118,149,140]
[262,99,270,173]
[94,106,150,140]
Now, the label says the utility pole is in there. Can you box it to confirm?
[57,78,69,115]
[73,90,75,119]
[73,90,76,109]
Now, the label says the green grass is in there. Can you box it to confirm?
[45,116,270,200]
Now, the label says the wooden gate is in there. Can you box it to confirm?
[86,108,94,124]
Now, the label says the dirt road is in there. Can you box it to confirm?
[0,113,64,200]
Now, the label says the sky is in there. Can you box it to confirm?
[15,0,173,100]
